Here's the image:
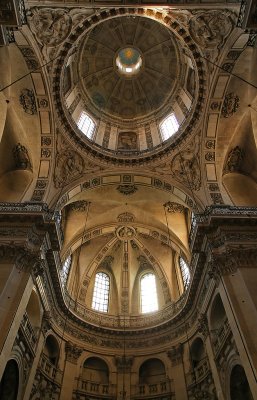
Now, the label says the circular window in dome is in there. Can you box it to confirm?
[116,47,142,76]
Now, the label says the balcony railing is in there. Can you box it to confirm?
[212,318,231,358]
[186,358,210,386]
[40,354,63,385]
[132,378,174,398]
[20,312,38,353]
[75,378,116,398]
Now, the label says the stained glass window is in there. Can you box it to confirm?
[160,114,179,141]
[179,257,190,289]
[77,111,95,139]
[92,272,110,313]
[140,273,158,313]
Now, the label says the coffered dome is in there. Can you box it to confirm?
[58,11,205,162]
[77,16,179,120]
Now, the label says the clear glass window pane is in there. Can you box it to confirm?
[179,257,190,289]
[77,112,95,139]
[160,114,179,141]
[61,255,72,285]
[92,272,110,313]
[140,273,158,313]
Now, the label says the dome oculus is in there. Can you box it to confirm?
[116,47,142,76]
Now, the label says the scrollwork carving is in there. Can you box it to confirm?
[28,8,72,47]
[189,11,233,50]
[65,341,83,364]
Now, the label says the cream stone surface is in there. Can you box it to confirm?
[0,1,257,400]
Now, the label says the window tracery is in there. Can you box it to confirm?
[61,255,72,285]
[140,273,158,313]
[77,111,95,139]
[92,272,110,313]
[179,257,190,289]
[160,114,179,141]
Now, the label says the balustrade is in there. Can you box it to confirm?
[39,354,63,384]
[133,378,173,397]
[20,312,38,352]
[75,378,116,398]
[212,318,231,357]
[186,358,210,386]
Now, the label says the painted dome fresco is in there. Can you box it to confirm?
[57,12,205,162]
[77,16,179,120]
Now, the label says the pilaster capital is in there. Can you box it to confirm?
[114,355,134,372]
[65,341,83,364]
[167,344,183,366]
[210,246,257,279]
[41,310,52,335]
[197,313,208,340]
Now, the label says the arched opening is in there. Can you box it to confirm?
[92,272,110,313]
[43,335,60,366]
[0,359,19,400]
[82,357,109,384]
[140,273,158,313]
[26,289,41,332]
[230,365,253,400]
[139,358,166,384]
[190,337,206,368]
[209,294,227,333]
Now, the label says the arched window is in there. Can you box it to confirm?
[179,257,190,289]
[140,273,158,313]
[160,114,179,141]
[77,111,95,139]
[92,272,110,313]
[61,255,72,285]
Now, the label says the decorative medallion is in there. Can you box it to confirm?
[221,92,240,118]
[116,184,138,196]
[116,226,136,240]
[19,88,37,115]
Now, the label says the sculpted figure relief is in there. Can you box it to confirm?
[54,150,84,188]
[28,8,72,46]
[190,11,233,49]
[170,135,201,191]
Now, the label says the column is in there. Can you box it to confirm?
[197,314,225,400]
[214,248,257,398]
[168,344,188,400]
[59,341,83,400]
[22,311,52,400]
[115,355,133,399]
[0,246,37,379]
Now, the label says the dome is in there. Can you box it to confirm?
[57,11,205,162]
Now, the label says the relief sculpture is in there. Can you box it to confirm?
[170,135,201,191]
[28,8,72,47]
[189,11,233,49]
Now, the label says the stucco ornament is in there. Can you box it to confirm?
[28,8,72,47]
[190,11,233,49]
[54,150,84,188]
[170,135,201,191]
